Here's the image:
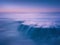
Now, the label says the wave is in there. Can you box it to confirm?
[18,21,60,45]
[0,19,60,45]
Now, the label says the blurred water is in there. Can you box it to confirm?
[0,19,36,45]
[0,12,60,45]
[18,23,60,45]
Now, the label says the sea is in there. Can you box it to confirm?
[0,12,60,45]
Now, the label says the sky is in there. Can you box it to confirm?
[0,0,60,13]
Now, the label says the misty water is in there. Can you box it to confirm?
[0,13,60,45]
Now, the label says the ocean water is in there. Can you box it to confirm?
[0,12,60,45]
